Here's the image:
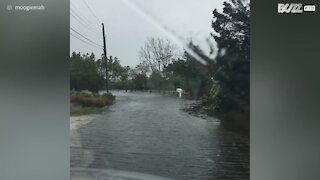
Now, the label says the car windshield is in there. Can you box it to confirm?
[70,0,250,179]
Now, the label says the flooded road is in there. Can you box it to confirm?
[71,92,249,180]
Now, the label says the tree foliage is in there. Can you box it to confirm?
[70,52,104,92]
[95,55,131,90]
[212,0,250,102]
[208,0,250,123]
[165,42,213,98]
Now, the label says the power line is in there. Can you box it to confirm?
[70,33,101,50]
[70,33,103,50]
[70,1,101,38]
[70,8,90,25]
[70,5,98,29]
[81,0,101,23]
[70,11,100,35]
[70,2,92,24]
[70,2,101,35]
[70,27,103,48]
[70,33,102,50]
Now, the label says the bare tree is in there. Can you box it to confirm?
[139,37,177,72]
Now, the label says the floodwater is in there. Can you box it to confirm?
[71,91,249,180]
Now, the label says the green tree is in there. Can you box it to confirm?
[147,70,165,90]
[70,52,104,92]
[209,0,250,128]
[212,0,250,101]
[132,73,148,90]
[165,42,213,98]
[96,55,131,90]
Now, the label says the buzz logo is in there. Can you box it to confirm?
[278,3,316,13]
[278,3,303,13]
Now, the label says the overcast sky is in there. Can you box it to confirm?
[70,0,224,67]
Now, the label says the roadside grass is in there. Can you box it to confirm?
[70,104,104,116]
[70,90,115,116]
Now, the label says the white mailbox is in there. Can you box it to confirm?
[176,88,183,98]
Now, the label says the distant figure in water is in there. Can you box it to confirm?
[176,88,183,98]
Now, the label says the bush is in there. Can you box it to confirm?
[101,92,116,101]
[70,91,115,108]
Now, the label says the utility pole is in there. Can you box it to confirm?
[102,23,109,93]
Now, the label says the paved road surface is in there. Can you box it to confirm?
[71,91,249,180]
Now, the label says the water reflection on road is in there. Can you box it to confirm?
[71,91,249,180]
